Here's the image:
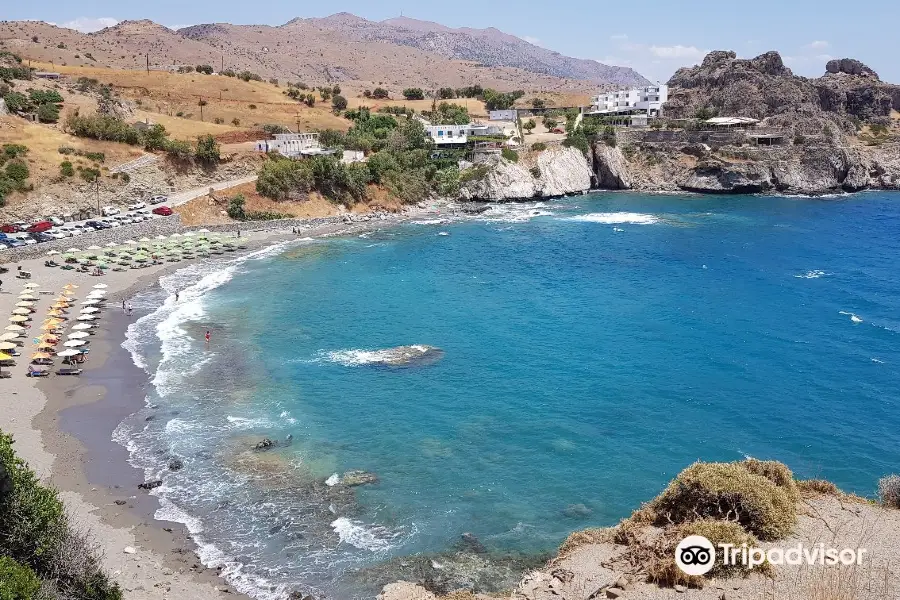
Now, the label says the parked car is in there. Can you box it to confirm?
[47,216,65,227]
[30,232,55,243]
[101,206,121,217]
[149,195,168,205]
[1,239,24,248]
[152,206,174,216]
[101,218,121,228]
[27,220,53,233]
[45,230,67,240]
[85,220,110,230]
[0,224,22,233]
[128,202,147,211]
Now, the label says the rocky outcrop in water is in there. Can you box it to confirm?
[460,147,592,201]
[362,345,445,368]
[340,470,379,486]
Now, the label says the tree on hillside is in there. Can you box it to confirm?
[195,135,220,165]
[332,85,341,95]
[196,65,213,75]
[438,87,455,99]
[305,94,316,107]
[543,116,558,131]
[332,95,348,112]
[523,119,536,134]
[531,98,546,109]
[372,87,389,100]
[402,88,425,100]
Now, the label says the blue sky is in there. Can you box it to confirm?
[12,0,899,83]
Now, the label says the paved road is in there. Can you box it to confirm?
[168,175,258,207]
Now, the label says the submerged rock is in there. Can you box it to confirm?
[254,438,277,451]
[374,345,443,368]
[562,503,593,519]
[138,480,162,490]
[459,532,487,554]
[168,458,184,471]
[341,470,379,487]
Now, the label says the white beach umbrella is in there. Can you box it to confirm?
[72,323,93,330]
[124,240,138,245]
[77,315,97,321]
[18,294,37,300]
[11,308,31,315]
[4,325,25,332]
[92,283,109,289]
[23,282,39,289]
[66,247,81,253]
[63,340,86,347]
[47,250,61,255]
[0,332,22,340]
[155,235,167,240]
[80,307,100,314]
[57,349,81,357]
[87,245,103,250]
[183,231,195,237]
[88,289,107,295]
[68,331,90,339]
[15,301,35,308]
[170,232,182,237]
[81,299,102,305]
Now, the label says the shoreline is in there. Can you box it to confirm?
[0,206,443,600]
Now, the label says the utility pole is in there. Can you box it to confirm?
[295,113,302,133]
[221,55,224,73]
[146,53,150,74]
[195,95,205,121]
[95,178,101,216]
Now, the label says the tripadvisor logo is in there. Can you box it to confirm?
[675,535,868,576]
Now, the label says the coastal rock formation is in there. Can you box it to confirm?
[340,470,379,486]
[460,147,592,201]
[592,144,632,189]
[352,345,445,368]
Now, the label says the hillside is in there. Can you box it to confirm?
[0,14,645,95]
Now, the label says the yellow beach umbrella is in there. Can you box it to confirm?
[0,352,13,361]
[0,342,17,350]
[62,290,76,296]
[31,352,52,360]
[43,317,63,324]
[37,342,55,350]
[36,334,58,341]
[9,316,29,323]
[63,283,78,289]
[40,324,60,332]
[46,310,65,317]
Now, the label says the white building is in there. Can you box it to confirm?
[489,109,517,121]
[426,123,502,146]
[587,84,668,117]
[255,133,324,156]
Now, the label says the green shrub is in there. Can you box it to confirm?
[213,117,224,124]
[60,161,74,177]
[164,139,193,161]
[226,194,247,220]
[0,556,41,599]
[29,89,63,104]
[531,142,546,152]
[878,475,900,508]
[501,147,518,162]
[77,167,100,182]
[58,146,75,155]
[331,95,347,111]
[530,166,541,178]
[194,135,220,165]
[231,118,241,126]
[3,144,28,160]
[402,87,425,100]
[5,160,29,183]
[648,461,797,540]
[36,103,60,123]
[119,172,130,184]
[3,92,29,113]
[459,165,490,183]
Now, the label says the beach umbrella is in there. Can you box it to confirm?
[93,283,109,289]
[62,253,76,261]
[87,245,102,250]
[155,235,167,240]
[0,352,14,361]
[57,349,81,357]
[80,307,100,314]
[47,250,61,256]
[18,293,37,300]
[37,342,55,350]
[183,231,195,237]
[42,319,63,327]
[62,290,75,296]
[77,315,97,321]
[105,242,119,247]
[5,325,25,332]
[0,342,17,351]
[36,334,57,341]
[68,331,90,339]
[139,237,151,242]
[32,352,52,359]
[15,301,35,308]
[124,240,138,245]
[66,247,81,253]
[72,323,93,330]
[63,340,86,347]
[0,332,21,340]
[63,283,78,289]
[9,316,29,323]
[81,299,101,306]
[170,232,182,237]
[23,283,39,289]
[11,308,31,315]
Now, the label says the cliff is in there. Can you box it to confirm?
[459,147,593,201]
[590,137,900,195]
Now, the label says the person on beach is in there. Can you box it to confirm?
[126,302,133,317]
[175,291,179,302]
[122,299,126,312]
[205,330,211,345]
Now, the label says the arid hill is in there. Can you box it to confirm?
[0,14,647,95]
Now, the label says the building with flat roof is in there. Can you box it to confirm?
[587,85,668,118]
[425,123,504,146]
[255,133,325,157]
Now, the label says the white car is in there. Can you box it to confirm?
[128,202,146,211]
[48,216,65,227]
[102,206,121,217]
[101,218,120,228]
[149,195,168,205]
[46,230,67,240]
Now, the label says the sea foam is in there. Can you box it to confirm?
[565,212,660,224]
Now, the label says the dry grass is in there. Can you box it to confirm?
[648,461,797,540]
[797,479,841,497]
[29,62,351,136]
[557,527,615,558]
[776,563,893,600]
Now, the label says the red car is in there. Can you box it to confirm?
[0,223,22,233]
[27,220,53,233]
[152,206,173,216]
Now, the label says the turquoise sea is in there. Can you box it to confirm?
[119,191,900,599]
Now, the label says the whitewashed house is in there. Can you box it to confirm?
[587,85,668,117]
[425,123,503,146]
[255,133,327,156]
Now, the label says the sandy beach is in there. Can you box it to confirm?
[0,210,438,599]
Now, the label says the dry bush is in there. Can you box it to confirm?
[742,458,800,503]
[648,462,797,540]
[779,562,893,600]
[797,479,840,497]
[877,474,900,508]
[557,527,614,557]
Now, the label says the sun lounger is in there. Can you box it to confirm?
[0,360,16,367]
[55,367,82,376]
[0,372,11,379]
[27,367,49,378]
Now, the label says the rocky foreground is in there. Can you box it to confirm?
[379,461,900,600]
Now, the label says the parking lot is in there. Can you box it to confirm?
[0,198,173,252]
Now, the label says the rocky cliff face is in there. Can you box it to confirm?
[460,147,592,201]
[591,139,900,195]
[665,51,899,132]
